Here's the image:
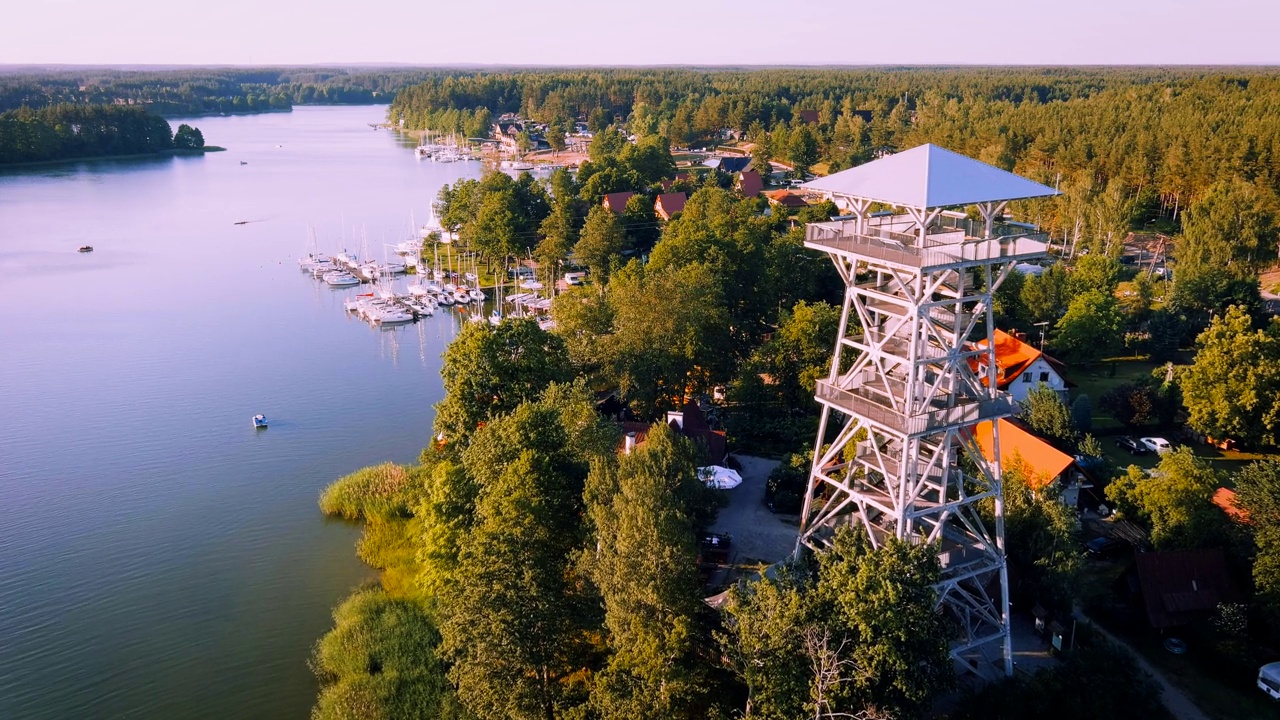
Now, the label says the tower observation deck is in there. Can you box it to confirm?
[796,144,1059,677]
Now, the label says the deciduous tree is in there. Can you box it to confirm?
[574,205,625,286]
[1105,448,1226,549]
[587,425,714,719]
[1053,289,1124,363]
[1180,305,1280,447]
[433,319,572,441]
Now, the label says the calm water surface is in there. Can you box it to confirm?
[0,106,480,719]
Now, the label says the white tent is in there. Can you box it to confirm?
[698,465,742,490]
[801,144,1059,210]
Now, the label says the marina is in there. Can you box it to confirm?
[299,238,556,329]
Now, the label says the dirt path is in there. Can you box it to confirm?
[1077,608,1211,720]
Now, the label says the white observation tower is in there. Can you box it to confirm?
[796,145,1058,676]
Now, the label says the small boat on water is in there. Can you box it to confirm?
[324,271,361,287]
[469,287,485,301]
[252,414,268,428]
[78,246,93,253]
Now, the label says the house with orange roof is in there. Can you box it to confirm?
[602,191,635,214]
[1212,487,1251,525]
[763,189,810,209]
[973,418,1094,508]
[968,329,1068,403]
[655,192,687,221]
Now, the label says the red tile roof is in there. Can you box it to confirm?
[1135,549,1236,628]
[763,189,808,208]
[655,192,687,221]
[797,109,819,124]
[660,172,690,191]
[602,191,635,214]
[618,401,726,465]
[737,169,764,197]
[973,418,1074,490]
[1212,488,1250,524]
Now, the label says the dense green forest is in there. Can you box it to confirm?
[389,67,1280,237]
[0,66,445,115]
[0,104,206,164]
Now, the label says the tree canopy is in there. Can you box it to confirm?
[1180,305,1280,447]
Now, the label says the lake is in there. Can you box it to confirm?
[0,106,481,719]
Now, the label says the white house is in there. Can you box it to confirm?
[970,329,1069,403]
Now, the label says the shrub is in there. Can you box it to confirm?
[319,463,428,521]
[765,453,809,514]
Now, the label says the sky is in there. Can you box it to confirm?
[4,0,1279,66]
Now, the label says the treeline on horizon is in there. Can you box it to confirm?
[0,67,442,116]
[389,66,1280,235]
[0,105,205,164]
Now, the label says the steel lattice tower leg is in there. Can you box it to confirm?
[796,249,1021,678]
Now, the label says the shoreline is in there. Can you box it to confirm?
[0,146,226,169]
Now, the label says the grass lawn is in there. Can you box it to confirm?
[1069,357,1167,406]
[1071,357,1280,475]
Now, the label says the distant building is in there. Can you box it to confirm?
[969,329,1068,403]
[849,110,873,123]
[655,192,687,221]
[763,189,810,209]
[736,169,764,197]
[972,418,1095,508]
[703,156,752,174]
[602,191,636,214]
[660,172,691,192]
[492,120,526,153]
[796,109,820,125]
[619,401,727,466]
[1134,549,1237,629]
[1212,487,1251,525]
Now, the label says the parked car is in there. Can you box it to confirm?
[1258,662,1280,700]
[1115,437,1149,455]
[1085,536,1125,559]
[1141,437,1173,454]
[699,533,732,564]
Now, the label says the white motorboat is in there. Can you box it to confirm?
[376,307,414,324]
[395,239,420,255]
[433,291,454,306]
[325,272,360,287]
[464,272,478,282]
[488,309,502,325]
[252,414,268,428]
[453,290,471,305]
[469,287,485,301]
[382,259,407,274]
